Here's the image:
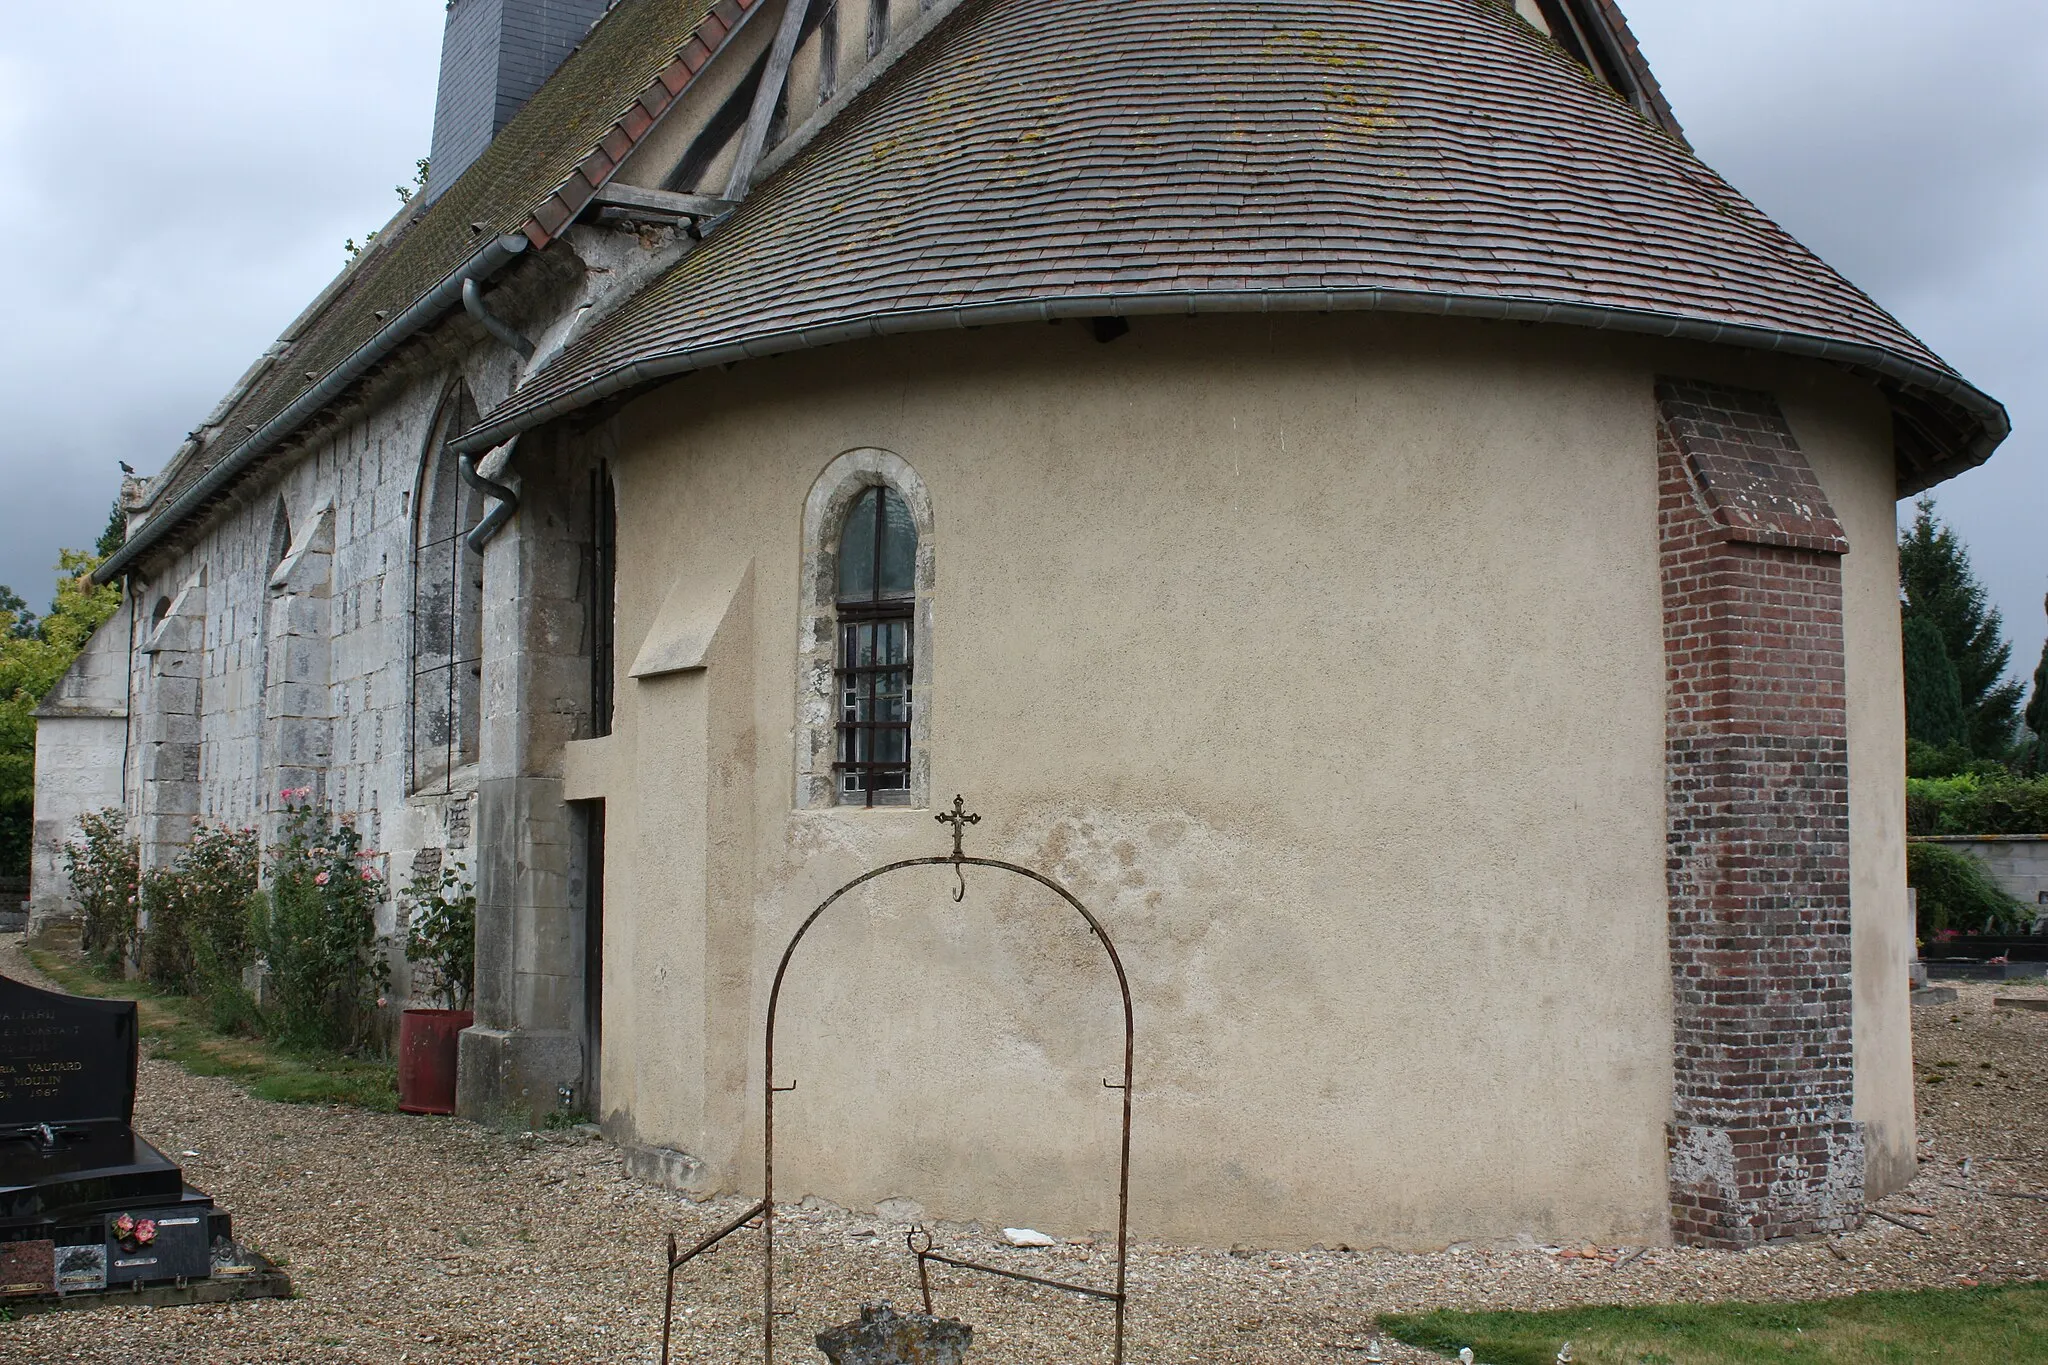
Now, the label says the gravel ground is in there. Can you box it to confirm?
[6,935,2047,1364]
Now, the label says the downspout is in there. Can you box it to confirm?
[460,277,535,551]
[461,443,521,553]
[463,278,535,359]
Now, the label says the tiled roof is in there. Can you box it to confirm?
[116,0,759,566]
[462,0,2004,489]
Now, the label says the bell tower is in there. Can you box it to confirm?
[426,0,613,201]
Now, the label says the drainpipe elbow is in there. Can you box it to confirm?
[461,441,521,553]
[463,277,535,360]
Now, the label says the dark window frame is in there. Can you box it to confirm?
[832,485,915,807]
[588,462,617,738]
[409,386,484,796]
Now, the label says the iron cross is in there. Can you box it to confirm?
[936,795,980,858]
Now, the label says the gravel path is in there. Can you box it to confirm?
[6,935,2047,1364]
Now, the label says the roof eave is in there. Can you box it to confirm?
[95,233,533,584]
[449,287,2008,491]
[109,0,783,579]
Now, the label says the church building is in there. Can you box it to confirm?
[30,0,2010,1251]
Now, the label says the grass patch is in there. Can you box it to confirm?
[24,945,395,1111]
[1381,1282,2048,1363]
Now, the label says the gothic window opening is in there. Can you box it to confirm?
[267,501,292,573]
[834,485,916,805]
[410,385,484,794]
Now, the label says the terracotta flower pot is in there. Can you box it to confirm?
[397,1008,473,1115]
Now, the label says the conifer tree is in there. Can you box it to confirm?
[1899,498,2025,757]
[1903,614,1966,748]
[2023,593,2048,774]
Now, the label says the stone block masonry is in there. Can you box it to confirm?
[1657,377,1861,1247]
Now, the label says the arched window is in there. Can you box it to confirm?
[266,500,292,575]
[795,449,932,810]
[834,485,917,805]
[410,384,484,793]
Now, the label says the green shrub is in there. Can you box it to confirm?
[400,857,475,1010]
[1906,738,1997,780]
[136,822,261,1024]
[62,808,137,970]
[1906,771,2048,836]
[253,792,390,1052]
[138,866,188,989]
[1909,841,2032,936]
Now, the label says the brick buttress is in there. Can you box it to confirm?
[1656,377,1862,1248]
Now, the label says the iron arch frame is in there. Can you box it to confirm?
[659,802,1137,1364]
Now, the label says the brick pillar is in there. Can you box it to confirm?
[1656,377,1862,1247]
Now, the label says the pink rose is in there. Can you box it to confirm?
[112,1214,134,1238]
[315,871,331,886]
[134,1220,157,1246]
[360,869,377,882]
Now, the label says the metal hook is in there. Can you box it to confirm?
[908,1225,937,1315]
[953,862,968,902]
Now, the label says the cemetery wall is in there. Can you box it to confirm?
[1914,835,2048,918]
[27,600,132,929]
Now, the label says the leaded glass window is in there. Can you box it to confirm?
[834,485,916,805]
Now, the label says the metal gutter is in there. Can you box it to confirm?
[449,286,2011,474]
[97,232,533,583]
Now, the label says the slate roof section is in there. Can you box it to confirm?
[461,0,2005,490]
[115,0,756,570]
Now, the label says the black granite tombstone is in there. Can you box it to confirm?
[0,972,229,1297]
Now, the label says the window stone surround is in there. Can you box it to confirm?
[793,448,934,811]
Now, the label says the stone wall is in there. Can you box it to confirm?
[113,363,518,985]
[1916,836,2048,917]
[27,600,132,929]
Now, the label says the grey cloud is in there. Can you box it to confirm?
[3,1,2041,692]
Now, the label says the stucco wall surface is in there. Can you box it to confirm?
[1642,342,1916,1202]
[582,314,1718,1249]
[27,600,132,928]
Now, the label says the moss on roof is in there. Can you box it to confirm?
[140,0,721,524]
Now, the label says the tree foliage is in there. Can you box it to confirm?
[0,542,124,875]
[1900,498,2025,758]
[2022,593,2048,776]
[1902,614,1966,749]
[1908,841,2032,936]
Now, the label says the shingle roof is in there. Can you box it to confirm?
[459,0,2005,489]
[109,0,759,574]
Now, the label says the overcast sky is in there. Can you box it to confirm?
[0,1,2040,685]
